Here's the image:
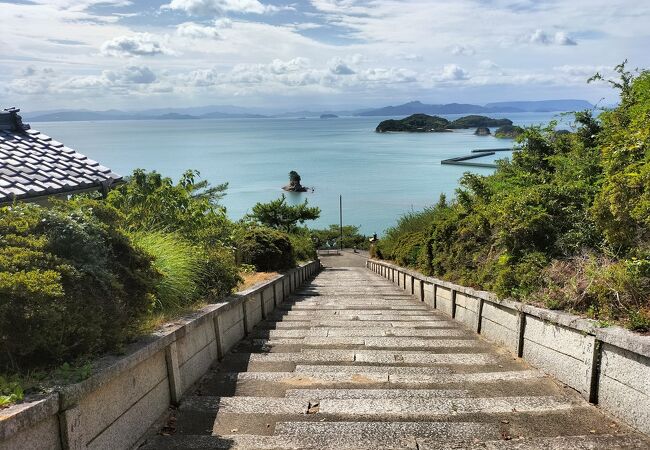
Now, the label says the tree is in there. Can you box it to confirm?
[107,169,231,244]
[310,225,368,249]
[247,194,320,232]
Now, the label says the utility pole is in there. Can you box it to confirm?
[339,194,343,251]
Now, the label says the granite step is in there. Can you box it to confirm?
[180,395,576,417]
[248,350,494,364]
[141,432,649,450]
[145,266,647,449]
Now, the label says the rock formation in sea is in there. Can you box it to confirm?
[474,127,491,136]
[282,170,308,192]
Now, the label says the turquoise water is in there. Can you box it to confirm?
[34,112,564,234]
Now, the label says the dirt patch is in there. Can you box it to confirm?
[238,271,280,290]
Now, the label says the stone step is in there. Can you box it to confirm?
[276,315,440,322]
[269,320,449,328]
[214,368,543,387]
[282,310,438,316]
[294,364,453,375]
[326,328,465,337]
[180,396,309,414]
[217,371,389,385]
[141,432,649,450]
[284,305,429,311]
[180,395,574,417]
[417,434,650,449]
[274,420,500,446]
[248,350,494,365]
[259,328,465,339]
[316,395,576,417]
[256,337,479,349]
[148,267,646,450]
[285,388,469,399]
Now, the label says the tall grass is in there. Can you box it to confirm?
[130,231,204,311]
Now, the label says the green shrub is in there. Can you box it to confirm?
[310,225,369,250]
[0,375,24,407]
[107,169,233,246]
[0,203,156,370]
[130,231,203,310]
[199,245,242,302]
[289,231,317,262]
[235,227,295,271]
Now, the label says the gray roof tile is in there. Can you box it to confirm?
[0,124,121,204]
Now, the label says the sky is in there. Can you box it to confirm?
[1,0,649,112]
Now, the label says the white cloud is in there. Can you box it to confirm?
[478,60,500,71]
[177,22,222,39]
[450,45,475,56]
[101,33,172,57]
[104,66,157,84]
[528,29,577,46]
[21,66,37,77]
[329,57,355,75]
[164,0,281,15]
[66,66,159,91]
[357,68,417,83]
[215,18,233,28]
[437,64,469,81]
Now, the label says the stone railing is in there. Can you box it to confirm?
[367,259,650,435]
[0,260,320,450]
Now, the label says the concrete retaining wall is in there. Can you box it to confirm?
[367,259,650,435]
[0,260,320,450]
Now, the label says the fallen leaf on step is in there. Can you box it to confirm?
[231,428,238,433]
[501,420,509,424]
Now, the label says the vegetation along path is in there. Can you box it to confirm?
[142,261,650,449]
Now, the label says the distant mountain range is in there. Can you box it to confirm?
[23,99,595,123]
[24,110,265,122]
[356,100,594,116]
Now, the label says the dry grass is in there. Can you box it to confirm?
[139,270,280,334]
[237,271,279,290]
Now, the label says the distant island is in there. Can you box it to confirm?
[495,124,525,139]
[359,99,593,116]
[26,110,267,122]
[376,114,512,133]
[23,99,594,123]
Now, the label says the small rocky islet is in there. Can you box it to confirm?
[375,113,514,134]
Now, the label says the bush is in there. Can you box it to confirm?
[310,225,369,250]
[107,169,233,246]
[0,203,156,370]
[235,227,295,271]
[289,231,317,262]
[130,231,203,311]
[199,245,242,302]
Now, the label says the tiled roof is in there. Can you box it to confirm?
[0,108,121,205]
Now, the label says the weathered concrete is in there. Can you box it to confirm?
[142,264,649,449]
[368,259,650,436]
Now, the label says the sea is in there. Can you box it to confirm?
[33,112,569,235]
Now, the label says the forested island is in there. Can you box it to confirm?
[495,124,525,139]
[376,114,512,133]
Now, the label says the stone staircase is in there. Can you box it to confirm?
[141,267,649,449]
